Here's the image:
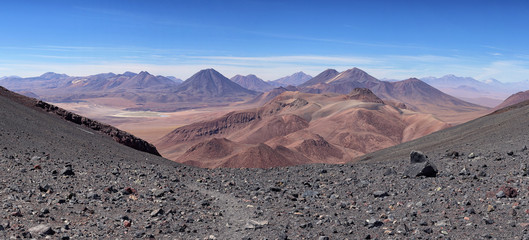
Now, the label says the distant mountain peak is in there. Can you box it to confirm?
[230,74,273,92]
[176,68,256,98]
[39,72,69,79]
[121,71,137,77]
[272,71,312,86]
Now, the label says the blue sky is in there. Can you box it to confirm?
[1,0,529,82]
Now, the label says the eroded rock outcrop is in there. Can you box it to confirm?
[35,100,160,156]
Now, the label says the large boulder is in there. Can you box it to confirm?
[404,151,438,178]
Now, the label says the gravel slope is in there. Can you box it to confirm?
[1,91,529,239]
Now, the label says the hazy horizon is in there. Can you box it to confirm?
[1,1,529,82]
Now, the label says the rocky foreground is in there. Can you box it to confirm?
[1,88,529,239]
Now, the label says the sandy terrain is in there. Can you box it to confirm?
[53,101,260,142]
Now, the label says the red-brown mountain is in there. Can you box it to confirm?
[245,86,299,106]
[493,90,529,110]
[156,89,449,168]
[230,74,274,92]
[298,69,340,88]
[300,68,488,119]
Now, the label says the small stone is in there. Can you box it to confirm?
[11,210,22,217]
[247,220,268,229]
[150,208,164,217]
[61,165,74,176]
[244,223,255,229]
[302,190,319,198]
[152,188,169,198]
[365,218,383,228]
[383,168,397,176]
[122,187,137,195]
[466,207,476,214]
[496,191,506,198]
[40,208,50,215]
[318,236,330,240]
[123,220,131,228]
[87,192,101,200]
[434,220,450,227]
[459,167,470,176]
[468,152,475,159]
[487,205,495,212]
[507,151,514,156]
[373,191,389,198]
[28,224,55,236]
[500,186,518,198]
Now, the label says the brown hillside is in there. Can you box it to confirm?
[156,90,450,168]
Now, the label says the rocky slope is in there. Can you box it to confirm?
[493,90,529,110]
[0,86,160,156]
[1,84,529,239]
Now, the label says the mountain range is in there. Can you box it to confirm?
[297,68,488,122]
[421,74,529,107]
[0,69,259,111]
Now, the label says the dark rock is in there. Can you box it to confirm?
[373,191,389,198]
[383,168,397,176]
[61,165,74,176]
[405,151,438,177]
[122,187,137,195]
[87,192,101,200]
[500,186,518,198]
[484,218,494,225]
[410,150,428,163]
[496,191,506,198]
[35,100,161,156]
[404,161,438,178]
[150,208,164,217]
[365,218,383,228]
[38,184,53,193]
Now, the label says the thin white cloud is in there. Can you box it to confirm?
[477,60,529,82]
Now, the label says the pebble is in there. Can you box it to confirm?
[28,224,55,236]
